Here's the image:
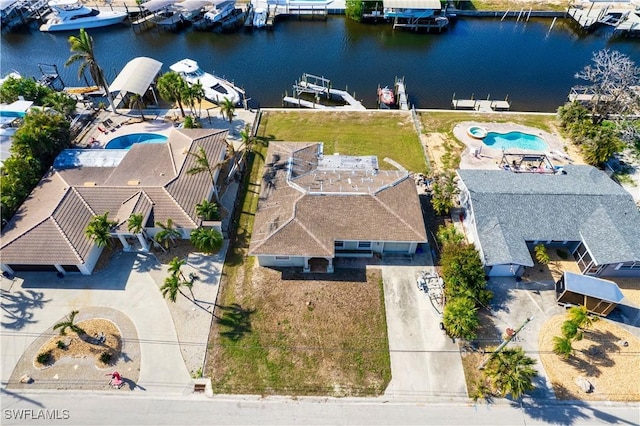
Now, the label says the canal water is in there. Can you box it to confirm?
[1,16,639,111]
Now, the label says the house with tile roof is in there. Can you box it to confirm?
[0,128,228,276]
[456,165,640,278]
[248,142,428,273]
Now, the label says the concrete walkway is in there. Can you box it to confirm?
[381,252,467,399]
[1,252,193,394]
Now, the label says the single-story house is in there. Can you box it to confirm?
[0,128,227,276]
[457,165,640,278]
[248,142,428,272]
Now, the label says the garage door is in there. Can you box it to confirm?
[383,242,411,253]
[488,264,516,276]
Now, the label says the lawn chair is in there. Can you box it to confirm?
[103,118,120,130]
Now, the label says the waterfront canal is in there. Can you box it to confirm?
[1,16,639,111]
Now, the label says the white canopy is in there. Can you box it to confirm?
[108,57,163,96]
[140,0,178,12]
[176,0,210,12]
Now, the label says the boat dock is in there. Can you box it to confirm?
[395,76,409,110]
[284,73,366,110]
[568,2,640,35]
[451,94,511,112]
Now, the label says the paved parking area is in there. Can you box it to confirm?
[381,253,467,399]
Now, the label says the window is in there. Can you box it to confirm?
[619,261,640,270]
[335,241,344,248]
[358,241,371,249]
[275,256,290,261]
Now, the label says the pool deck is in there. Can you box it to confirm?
[454,121,575,170]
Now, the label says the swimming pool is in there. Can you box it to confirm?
[105,133,168,149]
[0,110,26,118]
[482,131,548,151]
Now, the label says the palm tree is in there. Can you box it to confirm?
[128,93,146,121]
[85,212,116,248]
[168,256,187,280]
[160,274,183,303]
[155,218,182,249]
[552,335,574,360]
[190,227,223,254]
[127,213,144,235]
[442,296,479,340]
[53,310,86,336]
[219,97,235,124]
[182,82,204,116]
[195,199,220,221]
[484,347,537,400]
[65,29,116,113]
[187,146,227,202]
[43,91,77,118]
[561,320,581,341]
[567,306,596,331]
[156,71,187,117]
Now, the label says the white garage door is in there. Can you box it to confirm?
[383,242,411,253]
[488,264,517,276]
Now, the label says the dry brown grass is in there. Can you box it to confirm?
[36,319,122,368]
[539,315,640,401]
[207,266,391,396]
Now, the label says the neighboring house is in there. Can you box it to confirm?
[457,165,640,278]
[0,128,227,276]
[248,142,427,272]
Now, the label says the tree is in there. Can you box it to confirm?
[195,199,220,221]
[345,0,363,21]
[430,171,458,216]
[43,91,77,118]
[85,212,116,248]
[53,310,86,336]
[573,49,640,124]
[484,347,537,399]
[552,336,574,360]
[155,218,182,249]
[157,71,187,117]
[567,305,596,331]
[183,81,204,116]
[436,223,465,249]
[168,256,187,280]
[190,227,223,254]
[1,155,43,224]
[10,109,70,164]
[127,213,144,235]
[65,29,116,113]
[219,97,235,124]
[187,145,225,202]
[160,274,185,303]
[579,123,623,166]
[442,296,478,340]
[128,93,146,121]
[0,76,51,104]
[534,244,550,265]
[440,243,491,305]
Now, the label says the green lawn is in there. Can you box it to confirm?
[419,111,558,135]
[259,110,426,172]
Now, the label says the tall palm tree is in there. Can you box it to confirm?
[168,256,187,281]
[53,310,86,336]
[43,91,77,118]
[195,199,220,221]
[484,347,537,400]
[127,213,144,235]
[567,306,596,331]
[187,146,227,202]
[160,274,183,303]
[128,94,146,121]
[219,97,235,124]
[155,218,182,249]
[85,212,116,248]
[156,71,187,117]
[65,29,116,113]
[552,335,574,360]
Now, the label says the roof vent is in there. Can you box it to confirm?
[83,182,96,187]
[127,180,140,186]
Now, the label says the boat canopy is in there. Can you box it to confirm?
[108,57,163,96]
[382,0,440,10]
[0,0,18,12]
[141,0,178,12]
[176,0,210,12]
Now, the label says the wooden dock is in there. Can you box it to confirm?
[568,3,640,35]
[451,94,510,112]
[395,77,409,111]
[285,73,366,111]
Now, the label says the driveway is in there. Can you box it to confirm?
[381,253,467,399]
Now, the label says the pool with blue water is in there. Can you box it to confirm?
[482,131,548,151]
[105,133,168,149]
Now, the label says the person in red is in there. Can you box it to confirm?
[107,371,123,388]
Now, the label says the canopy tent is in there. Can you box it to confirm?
[556,271,625,317]
[108,57,163,97]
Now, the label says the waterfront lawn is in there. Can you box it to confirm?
[205,139,391,396]
[259,111,425,172]
[466,1,566,12]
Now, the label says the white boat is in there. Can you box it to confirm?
[169,58,241,105]
[203,0,234,23]
[417,270,445,316]
[39,0,127,32]
[252,7,266,28]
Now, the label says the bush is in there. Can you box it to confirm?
[100,352,112,364]
[37,350,52,365]
[56,340,66,350]
[534,244,550,265]
[556,249,568,260]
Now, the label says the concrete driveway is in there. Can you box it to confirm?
[381,253,467,399]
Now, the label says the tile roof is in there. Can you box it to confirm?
[457,165,640,267]
[1,128,228,267]
[249,142,427,257]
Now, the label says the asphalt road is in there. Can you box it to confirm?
[2,391,639,426]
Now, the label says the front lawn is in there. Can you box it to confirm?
[259,110,425,172]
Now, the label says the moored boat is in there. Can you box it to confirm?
[252,7,266,28]
[169,58,241,105]
[39,0,127,32]
[378,85,395,108]
[203,0,234,23]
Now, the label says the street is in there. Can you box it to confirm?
[1,390,639,426]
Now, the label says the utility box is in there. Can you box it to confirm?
[555,272,624,317]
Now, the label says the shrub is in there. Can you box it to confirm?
[37,350,52,365]
[100,352,112,364]
[556,249,568,260]
[534,244,550,265]
[56,340,66,350]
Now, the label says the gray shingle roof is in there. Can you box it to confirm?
[249,142,427,257]
[457,165,640,267]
